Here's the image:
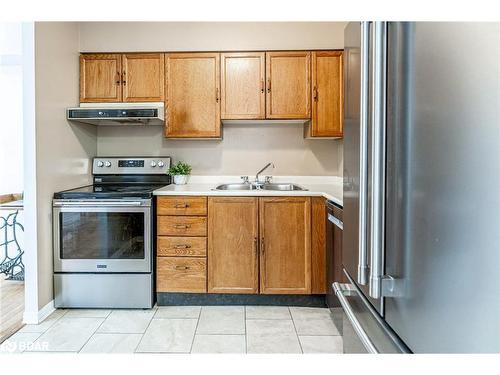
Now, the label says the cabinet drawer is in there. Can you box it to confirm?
[157,216,207,236]
[157,196,207,216]
[157,257,207,293]
[157,236,207,257]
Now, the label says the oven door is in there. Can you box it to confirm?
[53,199,151,273]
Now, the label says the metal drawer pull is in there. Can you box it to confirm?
[115,71,121,85]
[174,244,191,249]
[174,265,189,270]
[333,282,378,354]
[328,213,343,230]
[173,224,191,229]
[174,203,190,208]
[122,71,126,86]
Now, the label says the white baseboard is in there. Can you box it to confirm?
[23,299,55,325]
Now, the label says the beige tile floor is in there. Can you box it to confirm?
[0,305,343,354]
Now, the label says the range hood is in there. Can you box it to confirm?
[67,103,164,126]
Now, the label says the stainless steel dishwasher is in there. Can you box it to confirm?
[326,200,344,308]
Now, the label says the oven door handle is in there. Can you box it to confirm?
[53,201,146,207]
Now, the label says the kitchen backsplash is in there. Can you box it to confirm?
[97,123,343,176]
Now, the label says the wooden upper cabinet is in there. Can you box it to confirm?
[208,197,259,294]
[122,53,164,102]
[259,197,311,294]
[80,54,122,103]
[265,51,311,119]
[311,51,344,137]
[220,52,265,120]
[165,53,221,138]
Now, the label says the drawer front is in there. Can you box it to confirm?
[157,257,207,293]
[157,236,207,257]
[157,216,207,236]
[157,196,207,216]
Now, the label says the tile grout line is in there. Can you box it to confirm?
[133,310,157,353]
[289,307,304,354]
[77,314,111,353]
[244,306,247,354]
[188,307,202,353]
[26,311,95,353]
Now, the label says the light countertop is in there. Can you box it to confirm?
[153,176,343,207]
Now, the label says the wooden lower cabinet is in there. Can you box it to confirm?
[157,195,327,297]
[311,197,327,294]
[259,197,311,294]
[207,197,259,294]
[157,257,207,293]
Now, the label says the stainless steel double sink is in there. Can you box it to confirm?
[214,183,307,191]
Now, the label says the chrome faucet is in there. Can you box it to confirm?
[255,162,275,183]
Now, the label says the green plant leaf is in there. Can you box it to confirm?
[167,161,192,176]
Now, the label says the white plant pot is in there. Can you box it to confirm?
[173,175,189,185]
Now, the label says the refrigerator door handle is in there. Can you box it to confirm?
[369,21,388,299]
[357,21,371,286]
[333,282,378,353]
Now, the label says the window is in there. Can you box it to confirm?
[0,22,24,196]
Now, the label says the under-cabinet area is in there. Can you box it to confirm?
[155,195,343,299]
[78,50,344,138]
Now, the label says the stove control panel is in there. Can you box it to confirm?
[93,157,171,175]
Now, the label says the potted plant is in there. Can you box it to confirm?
[168,161,192,185]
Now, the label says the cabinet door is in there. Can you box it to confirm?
[259,197,311,294]
[208,197,259,294]
[221,52,265,119]
[311,197,327,294]
[165,53,221,138]
[122,53,164,102]
[80,54,122,103]
[265,51,311,119]
[311,51,344,137]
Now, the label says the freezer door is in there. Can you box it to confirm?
[385,22,500,353]
[343,21,383,313]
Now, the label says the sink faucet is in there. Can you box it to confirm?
[255,162,275,183]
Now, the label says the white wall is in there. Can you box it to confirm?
[34,22,97,309]
[79,22,347,52]
[80,22,346,176]
[98,124,343,176]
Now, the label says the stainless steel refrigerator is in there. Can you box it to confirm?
[334,22,500,353]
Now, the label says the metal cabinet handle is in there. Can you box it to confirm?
[174,203,190,208]
[122,71,126,86]
[368,22,388,299]
[328,213,343,230]
[358,21,371,286]
[313,86,318,101]
[260,79,265,93]
[174,265,189,270]
[333,282,378,353]
[174,224,190,229]
[267,78,271,93]
[174,244,191,249]
[216,87,220,103]
[261,237,265,254]
[115,71,121,85]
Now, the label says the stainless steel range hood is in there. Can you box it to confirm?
[67,103,165,126]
